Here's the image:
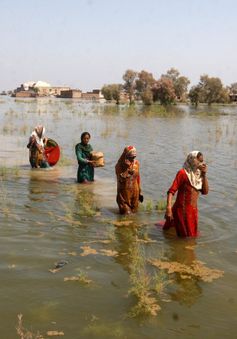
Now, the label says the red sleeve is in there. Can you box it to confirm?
[168,169,186,195]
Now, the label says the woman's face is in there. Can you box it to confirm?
[194,154,204,167]
[82,134,90,145]
[126,155,136,163]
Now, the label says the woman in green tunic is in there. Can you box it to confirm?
[75,132,95,183]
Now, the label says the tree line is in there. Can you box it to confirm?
[101,68,237,106]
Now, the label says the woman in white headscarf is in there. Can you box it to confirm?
[27,125,49,168]
[163,151,209,237]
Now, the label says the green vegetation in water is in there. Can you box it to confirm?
[82,322,125,338]
[16,314,43,339]
[139,198,166,213]
[152,270,171,300]
[57,154,74,166]
[16,313,64,338]
[128,245,161,317]
[76,191,100,217]
[0,166,20,178]
[64,269,92,284]
[155,199,167,212]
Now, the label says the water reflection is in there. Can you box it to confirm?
[165,239,202,307]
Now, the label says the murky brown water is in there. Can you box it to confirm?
[0,97,237,338]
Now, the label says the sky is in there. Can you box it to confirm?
[0,0,237,91]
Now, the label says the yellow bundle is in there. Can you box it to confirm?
[90,151,104,167]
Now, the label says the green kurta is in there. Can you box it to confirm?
[75,143,94,183]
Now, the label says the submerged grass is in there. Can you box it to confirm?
[0,166,20,178]
[148,258,224,282]
[16,314,43,339]
[64,269,92,284]
[128,245,161,317]
[16,314,64,338]
[139,198,166,213]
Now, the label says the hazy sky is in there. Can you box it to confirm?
[0,0,236,91]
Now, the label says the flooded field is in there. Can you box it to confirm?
[0,97,236,338]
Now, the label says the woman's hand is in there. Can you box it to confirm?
[165,206,173,221]
[88,160,96,167]
[199,163,207,176]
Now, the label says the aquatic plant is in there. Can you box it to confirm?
[148,258,224,282]
[128,245,161,317]
[152,270,171,299]
[82,322,124,338]
[76,191,99,217]
[64,269,92,284]
[16,314,64,338]
[155,199,167,212]
[16,314,43,339]
[57,155,74,166]
[0,166,20,179]
[145,199,153,212]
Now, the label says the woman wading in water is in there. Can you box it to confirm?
[115,146,143,214]
[75,132,95,183]
[27,125,49,168]
[163,151,209,237]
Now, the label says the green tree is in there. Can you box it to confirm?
[229,82,237,94]
[188,85,202,107]
[162,68,190,101]
[101,85,113,101]
[152,78,176,105]
[135,70,155,104]
[229,82,237,102]
[199,75,228,105]
[101,84,122,104]
[123,69,137,104]
[141,88,153,105]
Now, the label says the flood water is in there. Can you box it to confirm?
[0,97,236,338]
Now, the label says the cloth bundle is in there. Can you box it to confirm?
[90,151,104,167]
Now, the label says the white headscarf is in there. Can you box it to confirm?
[31,125,45,147]
[183,151,203,190]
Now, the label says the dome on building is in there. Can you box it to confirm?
[34,81,51,88]
[23,81,36,90]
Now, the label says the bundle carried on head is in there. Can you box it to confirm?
[90,151,104,167]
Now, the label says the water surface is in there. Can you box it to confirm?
[0,98,236,338]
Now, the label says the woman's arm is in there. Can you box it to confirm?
[165,192,174,221]
[200,164,209,195]
[165,169,185,220]
[75,146,88,165]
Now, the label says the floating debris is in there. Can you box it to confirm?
[80,246,118,257]
[135,236,157,244]
[57,215,81,226]
[8,264,16,269]
[99,249,118,257]
[148,259,224,282]
[80,246,98,256]
[112,220,134,227]
[64,275,92,284]
[47,330,64,336]
[84,240,112,244]
[68,251,77,256]
[49,260,68,274]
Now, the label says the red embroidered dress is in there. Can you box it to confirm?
[163,169,203,237]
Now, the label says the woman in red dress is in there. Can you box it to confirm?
[163,151,209,237]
